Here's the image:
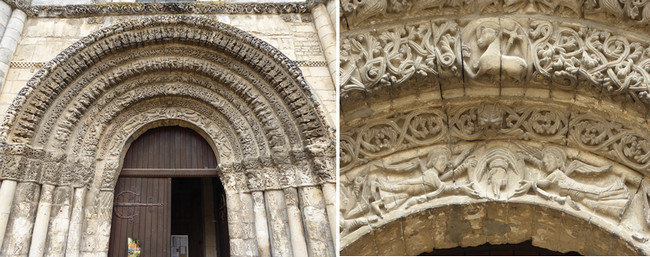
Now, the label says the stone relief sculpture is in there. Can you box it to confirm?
[341,0,650,28]
[340,16,650,103]
[460,19,529,81]
[514,144,630,219]
[340,141,634,237]
[342,101,650,176]
[370,146,479,209]
[471,146,525,200]
[339,145,479,234]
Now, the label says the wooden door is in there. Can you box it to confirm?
[108,126,222,257]
[109,177,171,257]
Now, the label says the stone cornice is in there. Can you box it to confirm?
[3,0,327,17]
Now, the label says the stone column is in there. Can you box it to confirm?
[251,191,271,257]
[284,188,308,257]
[0,179,17,249]
[321,183,336,240]
[44,186,73,256]
[28,184,55,257]
[312,3,337,85]
[64,187,86,257]
[1,182,40,257]
[264,189,292,257]
[0,8,25,90]
[299,186,335,257]
[79,190,115,256]
[325,0,336,31]
[0,2,12,39]
[226,192,258,257]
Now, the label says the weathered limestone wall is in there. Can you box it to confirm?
[0,13,337,127]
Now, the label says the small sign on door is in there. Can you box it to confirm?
[127,237,141,257]
[171,235,188,257]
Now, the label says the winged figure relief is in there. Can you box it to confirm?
[370,146,480,211]
[514,144,630,220]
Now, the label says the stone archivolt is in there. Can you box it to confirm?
[341,0,650,32]
[4,0,328,17]
[341,141,647,254]
[342,17,650,107]
[340,100,650,255]
[0,15,335,257]
[342,101,650,176]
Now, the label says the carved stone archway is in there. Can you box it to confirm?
[340,1,650,255]
[0,16,335,257]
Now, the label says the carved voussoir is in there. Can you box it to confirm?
[340,141,635,239]
[569,112,650,173]
[341,15,650,108]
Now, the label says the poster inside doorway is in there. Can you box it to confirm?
[171,235,188,257]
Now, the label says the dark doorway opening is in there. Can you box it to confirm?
[172,178,205,257]
[419,240,580,256]
[108,126,229,257]
[171,177,229,257]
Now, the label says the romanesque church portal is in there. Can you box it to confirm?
[0,1,337,256]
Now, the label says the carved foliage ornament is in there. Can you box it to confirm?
[342,102,650,177]
[341,0,650,28]
[341,21,459,95]
[340,17,650,104]
[341,108,447,170]
[4,0,328,17]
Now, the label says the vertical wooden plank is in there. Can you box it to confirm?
[165,128,172,169]
[165,177,172,257]
[146,178,155,256]
[191,131,197,168]
[174,128,181,169]
[198,136,205,169]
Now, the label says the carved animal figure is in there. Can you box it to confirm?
[466,26,528,82]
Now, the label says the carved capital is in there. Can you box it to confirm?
[42,150,66,186]
[22,147,44,183]
[219,162,248,192]
[0,144,28,181]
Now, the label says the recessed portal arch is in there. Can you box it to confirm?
[108,125,229,257]
[0,16,335,257]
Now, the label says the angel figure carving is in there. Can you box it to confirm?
[368,146,480,211]
[339,176,380,235]
[515,145,630,219]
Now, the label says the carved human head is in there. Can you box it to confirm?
[425,147,451,171]
[542,146,566,172]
